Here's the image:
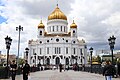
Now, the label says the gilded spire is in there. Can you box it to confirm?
[48,3,67,20]
[73,20,75,23]
[57,0,59,7]
[40,20,42,23]
[57,3,58,7]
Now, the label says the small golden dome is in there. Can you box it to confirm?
[70,20,77,28]
[48,5,67,20]
[38,20,45,28]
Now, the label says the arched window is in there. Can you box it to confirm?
[61,26,62,31]
[55,47,56,54]
[73,30,75,36]
[53,26,54,31]
[57,26,58,31]
[64,26,65,32]
[59,47,61,54]
[74,48,75,54]
[40,31,42,35]
[33,59,35,63]
[66,47,68,54]
[66,58,69,65]
[55,57,60,65]
[46,58,50,65]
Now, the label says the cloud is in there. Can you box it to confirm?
[15,0,74,19]
[69,0,120,50]
[102,12,120,27]
[0,0,75,56]
[0,0,120,57]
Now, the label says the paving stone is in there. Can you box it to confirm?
[1,70,120,80]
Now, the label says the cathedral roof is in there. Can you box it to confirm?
[38,20,45,28]
[44,32,71,37]
[48,5,67,20]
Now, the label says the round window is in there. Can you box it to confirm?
[66,40,68,42]
[47,40,49,42]
[56,39,59,42]
[40,41,42,44]
[73,41,75,43]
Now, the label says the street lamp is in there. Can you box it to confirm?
[5,35,12,78]
[16,25,23,66]
[25,47,29,60]
[108,35,116,65]
[34,53,37,67]
[89,47,93,73]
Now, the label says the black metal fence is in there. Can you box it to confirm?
[0,66,39,79]
[0,67,9,79]
[84,66,103,74]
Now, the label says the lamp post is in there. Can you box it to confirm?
[38,57,41,66]
[75,56,77,64]
[5,36,12,78]
[89,47,93,73]
[108,35,116,65]
[81,52,83,65]
[25,47,29,60]
[34,53,37,67]
[16,25,23,66]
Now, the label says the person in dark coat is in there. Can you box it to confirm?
[10,60,17,80]
[59,63,62,72]
[103,61,116,80]
[22,60,30,80]
[117,60,120,77]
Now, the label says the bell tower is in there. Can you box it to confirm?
[37,20,45,38]
[70,20,77,37]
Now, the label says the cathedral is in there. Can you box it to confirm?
[27,5,87,67]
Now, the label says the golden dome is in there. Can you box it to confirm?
[38,20,45,28]
[70,20,77,28]
[48,5,67,20]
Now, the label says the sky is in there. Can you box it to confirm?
[0,0,120,57]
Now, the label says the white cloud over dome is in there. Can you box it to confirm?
[0,0,120,56]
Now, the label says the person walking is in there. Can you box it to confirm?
[22,60,30,80]
[117,60,120,77]
[103,61,116,80]
[59,63,62,72]
[10,60,17,80]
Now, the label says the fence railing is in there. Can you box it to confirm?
[0,66,39,79]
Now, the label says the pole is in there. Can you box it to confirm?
[111,49,114,65]
[90,52,92,73]
[6,48,9,78]
[35,56,36,67]
[34,54,36,67]
[17,29,20,66]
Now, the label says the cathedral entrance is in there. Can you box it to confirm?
[55,57,60,65]
[65,58,69,65]
[46,58,50,65]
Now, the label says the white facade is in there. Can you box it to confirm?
[27,5,87,66]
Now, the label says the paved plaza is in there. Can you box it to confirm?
[1,70,120,80]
